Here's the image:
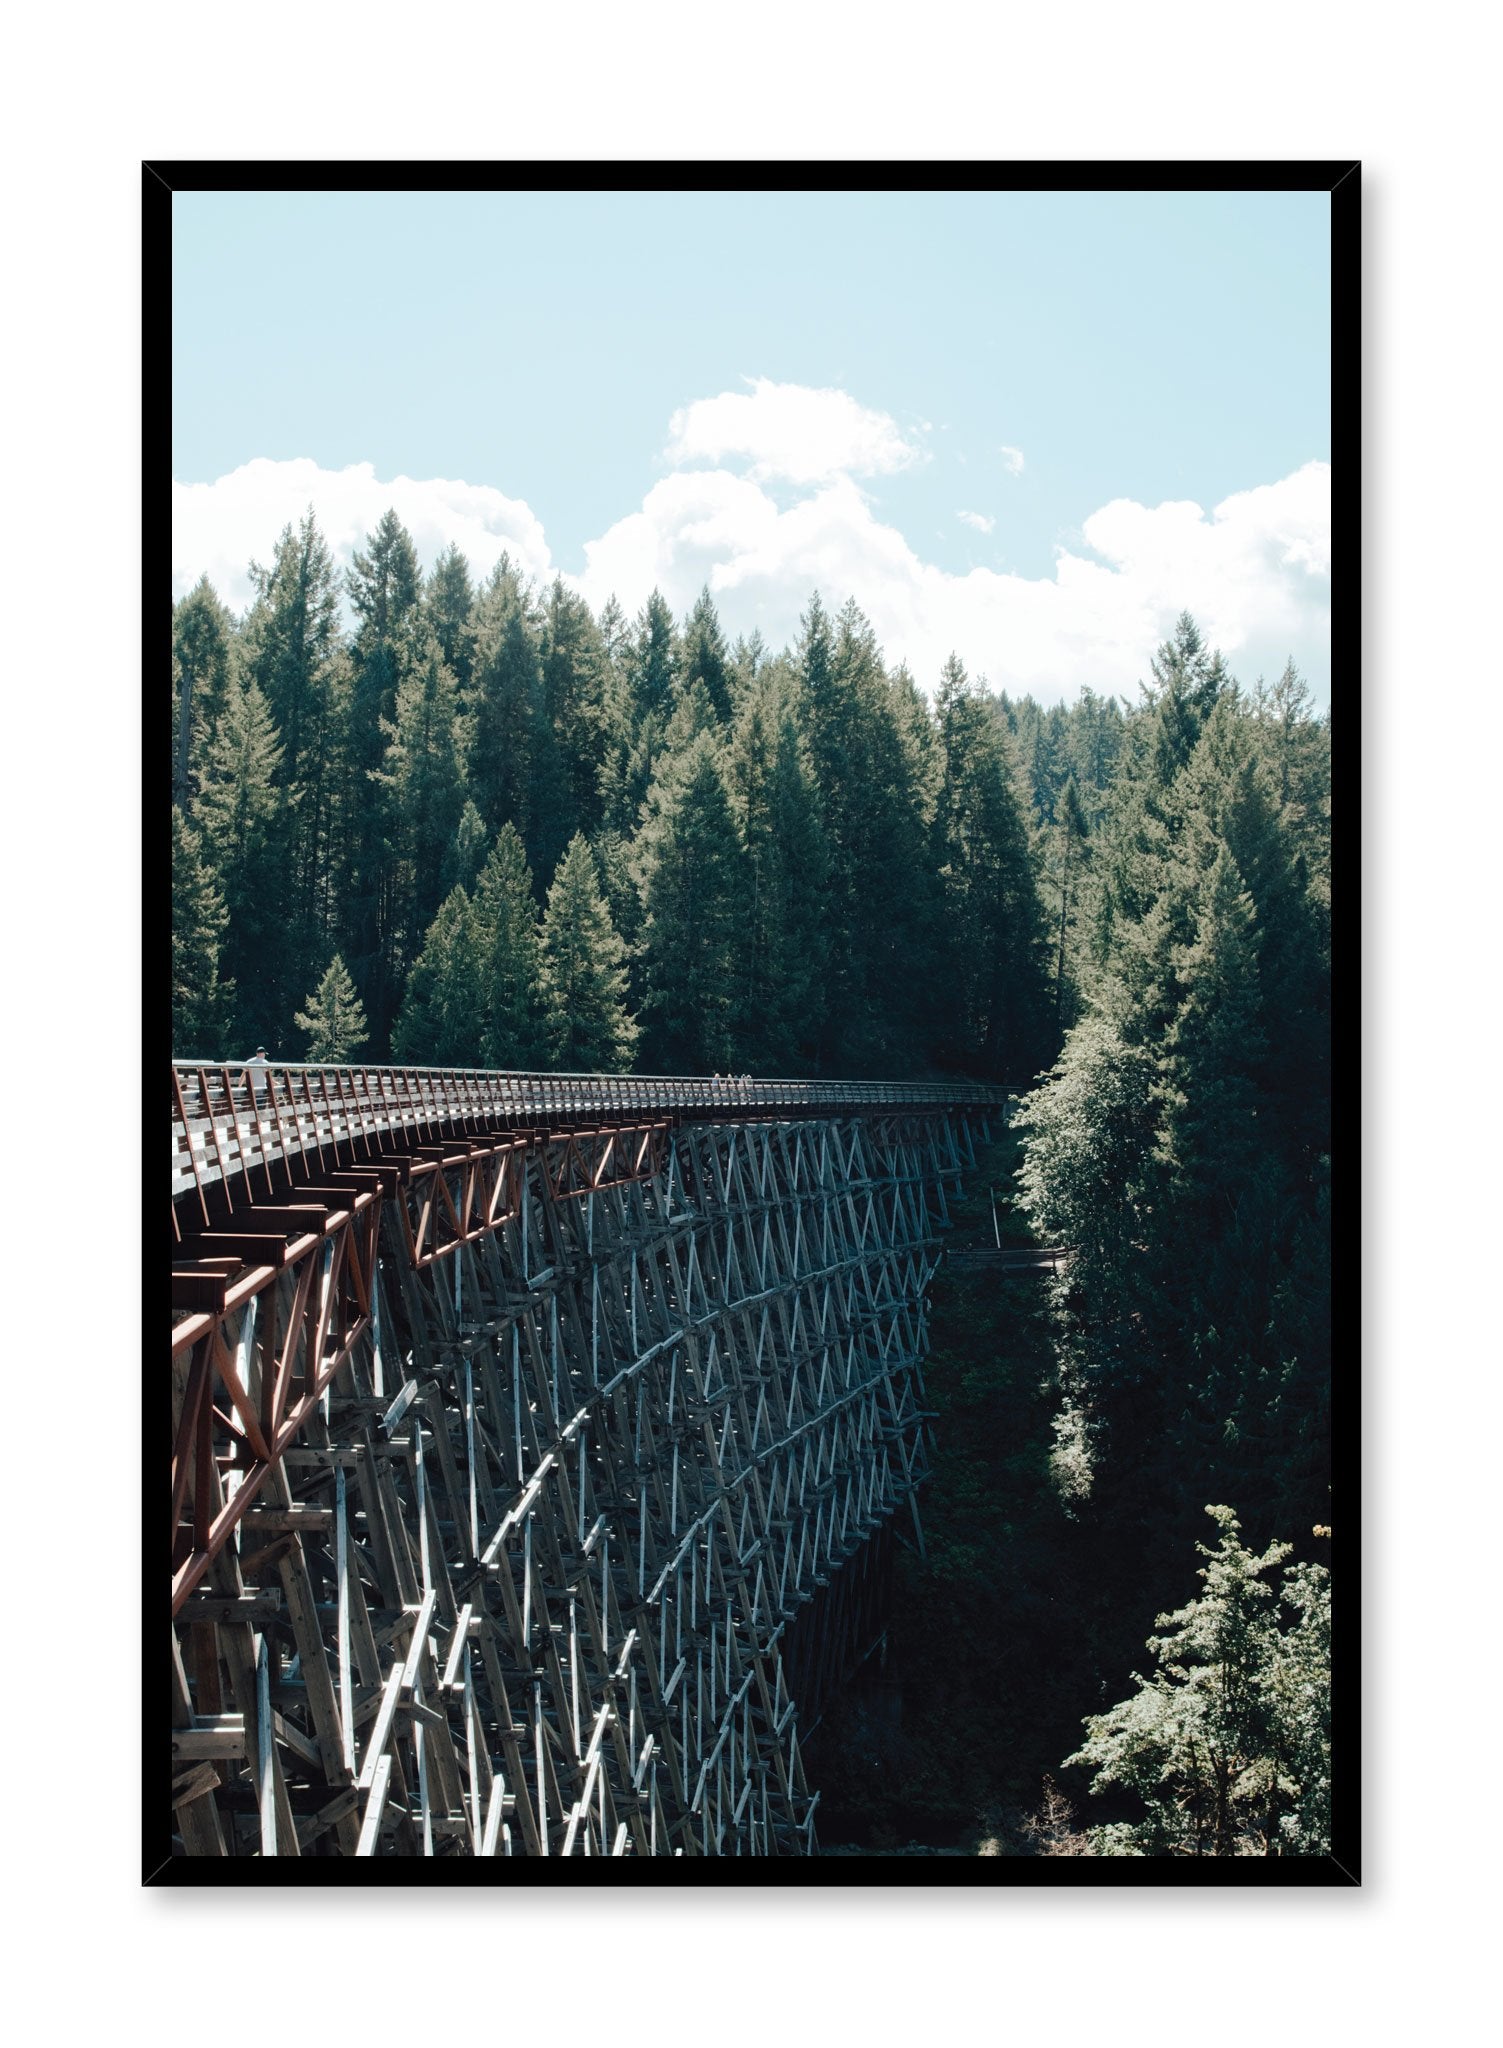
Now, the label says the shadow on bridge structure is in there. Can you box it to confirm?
[166,1064,1003,1862]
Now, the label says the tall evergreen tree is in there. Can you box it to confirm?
[633,725,748,1071]
[473,823,547,1068]
[295,953,370,1063]
[441,799,489,897]
[243,510,341,794]
[680,586,733,723]
[171,805,234,1054]
[726,671,829,1069]
[423,542,475,692]
[391,888,487,1066]
[347,509,421,647]
[540,836,638,1071]
[172,576,239,806]
[1043,772,1091,1031]
[467,557,544,851]
[933,654,1054,1077]
[376,636,466,1036]
[626,589,679,726]
[194,677,286,1045]
[1017,620,1330,1553]
[240,510,343,995]
[541,577,613,841]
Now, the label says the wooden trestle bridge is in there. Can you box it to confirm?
[168,1064,1003,1861]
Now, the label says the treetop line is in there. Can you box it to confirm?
[173,505,1320,1091]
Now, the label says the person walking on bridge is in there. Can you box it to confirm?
[242,1046,270,1106]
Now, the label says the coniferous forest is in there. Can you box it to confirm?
[171,507,1332,1855]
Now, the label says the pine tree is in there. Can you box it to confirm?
[1146,610,1216,786]
[295,954,370,1063]
[240,510,342,1001]
[1155,844,1267,1202]
[626,589,679,725]
[541,577,613,840]
[933,654,1054,1077]
[680,586,733,723]
[347,509,421,646]
[1044,773,1091,1031]
[243,510,341,794]
[424,543,475,692]
[1064,1507,1330,1856]
[194,678,286,1044]
[1016,628,1330,1553]
[467,557,543,849]
[633,726,748,1071]
[171,805,234,1054]
[391,888,486,1066]
[540,835,638,1071]
[442,799,489,897]
[335,511,424,1041]
[726,672,828,1069]
[473,823,547,1068]
[172,576,239,806]
[377,636,466,995]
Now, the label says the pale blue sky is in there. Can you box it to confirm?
[173,188,1332,701]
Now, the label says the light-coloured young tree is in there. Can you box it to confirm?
[1065,1506,1330,1856]
[295,953,370,1063]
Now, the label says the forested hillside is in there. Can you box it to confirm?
[171,507,1063,1078]
[810,613,1332,1854]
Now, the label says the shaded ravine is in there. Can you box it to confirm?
[806,1132,1132,1856]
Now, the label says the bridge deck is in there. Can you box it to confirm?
[172,1061,1008,1210]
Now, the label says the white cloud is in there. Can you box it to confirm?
[664,377,919,485]
[577,459,1330,700]
[171,457,552,614]
[172,434,1330,703]
[957,510,995,534]
[999,445,1026,476]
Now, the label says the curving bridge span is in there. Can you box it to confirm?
[168,1063,1002,1860]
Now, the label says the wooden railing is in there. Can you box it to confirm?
[171,1061,1007,1208]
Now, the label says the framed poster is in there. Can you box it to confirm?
[157,163,1352,1883]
